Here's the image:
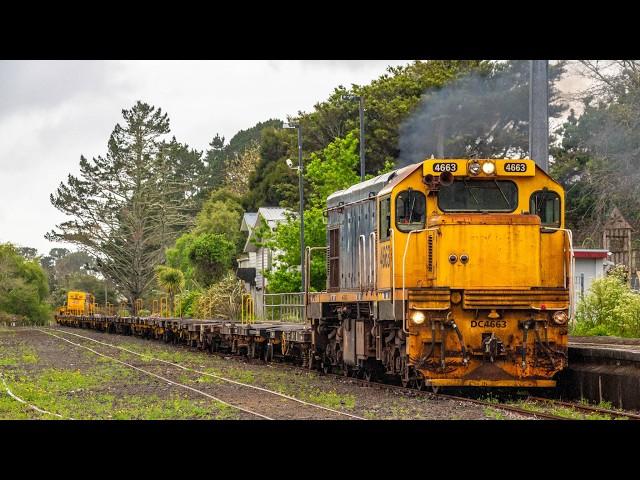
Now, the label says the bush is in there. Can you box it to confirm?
[194,272,244,320]
[0,243,51,325]
[572,276,640,337]
[175,290,201,318]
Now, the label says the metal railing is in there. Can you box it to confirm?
[262,292,305,323]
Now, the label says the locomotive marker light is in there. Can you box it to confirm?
[410,310,426,325]
[481,160,496,175]
[552,311,568,325]
[468,160,481,175]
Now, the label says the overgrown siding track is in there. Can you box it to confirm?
[38,328,363,420]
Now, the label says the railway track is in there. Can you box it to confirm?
[49,326,563,420]
[525,396,640,420]
[38,328,365,420]
[47,325,640,421]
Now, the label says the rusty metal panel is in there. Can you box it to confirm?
[356,321,365,357]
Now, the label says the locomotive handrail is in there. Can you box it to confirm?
[358,234,366,291]
[401,227,440,333]
[540,227,575,321]
[369,231,376,290]
[391,228,395,320]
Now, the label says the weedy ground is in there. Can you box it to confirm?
[0,327,593,420]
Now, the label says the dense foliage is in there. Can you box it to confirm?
[0,243,51,325]
[572,274,640,337]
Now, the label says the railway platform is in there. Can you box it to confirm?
[560,337,640,410]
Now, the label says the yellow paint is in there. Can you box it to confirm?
[310,157,570,387]
[60,291,95,316]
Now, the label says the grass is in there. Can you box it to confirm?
[0,330,240,420]
[484,407,507,420]
[510,399,619,420]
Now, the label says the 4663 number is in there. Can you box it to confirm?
[504,162,527,173]
[433,163,457,173]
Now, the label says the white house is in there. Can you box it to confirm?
[236,207,292,317]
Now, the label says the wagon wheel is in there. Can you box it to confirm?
[363,369,373,383]
[264,342,274,362]
[342,363,351,377]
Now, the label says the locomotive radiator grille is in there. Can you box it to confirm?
[463,289,569,309]
[408,288,451,310]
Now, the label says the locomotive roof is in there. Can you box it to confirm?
[326,162,421,208]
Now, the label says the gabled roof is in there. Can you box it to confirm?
[257,207,291,227]
[241,207,293,253]
[240,212,258,232]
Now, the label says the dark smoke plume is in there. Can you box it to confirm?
[397,60,566,167]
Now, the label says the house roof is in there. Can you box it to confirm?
[240,212,258,232]
[257,207,291,227]
[240,207,293,253]
[573,249,610,259]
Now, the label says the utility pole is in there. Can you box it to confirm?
[529,60,549,171]
[343,94,366,181]
[283,122,305,293]
[359,96,365,181]
[297,125,305,292]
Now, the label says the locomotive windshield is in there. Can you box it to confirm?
[396,190,426,232]
[438,179,517,212]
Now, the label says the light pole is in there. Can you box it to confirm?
[343,94,365,181]
[283,122,305,293]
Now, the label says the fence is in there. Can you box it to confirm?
[262,292,305,323]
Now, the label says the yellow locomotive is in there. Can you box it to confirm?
[57,290,96,316]
[307,158,572,389]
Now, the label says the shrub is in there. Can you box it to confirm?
[572,276,640,337]
[194,272,244,320]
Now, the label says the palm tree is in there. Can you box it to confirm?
[155,266,185,316]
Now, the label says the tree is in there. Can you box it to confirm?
[551,60,640,243]
[155,265,185,314]
[305,131,361,208]
[0,243,50,325]
[47,101,196,304]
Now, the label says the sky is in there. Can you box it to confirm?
[0,60,591,256]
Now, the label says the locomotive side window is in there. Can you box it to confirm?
[379,196,391,241]
[530,190,560,228]
[395,190,426,232]
[438,180,517,212]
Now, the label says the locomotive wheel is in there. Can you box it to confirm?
[413,378,425,391]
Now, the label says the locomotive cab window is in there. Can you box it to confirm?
[380,196,391,241]
[438,179,518,212]
[395,189,426,232]
[530,190,560,228]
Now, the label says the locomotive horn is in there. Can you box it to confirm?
[439,171,454,186]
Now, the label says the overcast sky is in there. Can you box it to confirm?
[0,60,590,256]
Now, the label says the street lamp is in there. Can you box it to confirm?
[283,121,305,293]
[342,94,365,181]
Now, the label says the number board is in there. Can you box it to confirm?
[423,160,467,176]
[496,160,535,176]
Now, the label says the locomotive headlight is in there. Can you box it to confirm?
[468,160,481,176]
[552,311,568,325]
[481,161,496,175]
[410,310,426,325]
